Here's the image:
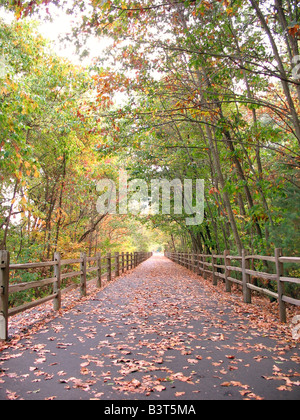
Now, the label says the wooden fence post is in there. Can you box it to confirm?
[242,250,251,303]
[192,253,196,273]
[195,253,200,275]
[203,254,206,279]
[0,251,9,341]
[96,252,102,289]
[53,252,61,311]
[199,254,204,277]
[122,252,125,273]
[126,252,129,271]
[115,252,120,277]
[135,252,138,268]
[275,248,286,323]
[80,252,87,297]
[212,251,217,286]
[224,250,231,293]
[107,253,112,282]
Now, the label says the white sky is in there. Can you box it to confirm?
[0,5,113,66]
[1,4,131,109]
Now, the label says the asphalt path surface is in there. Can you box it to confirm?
[0,256,299,400]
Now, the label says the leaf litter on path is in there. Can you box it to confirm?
[0,256,299,400]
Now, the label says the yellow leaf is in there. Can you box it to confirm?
[0,87,8,95]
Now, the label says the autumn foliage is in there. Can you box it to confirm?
[0,0,299,303]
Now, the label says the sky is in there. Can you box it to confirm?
[0,4,113,66]
[1,3,132,111]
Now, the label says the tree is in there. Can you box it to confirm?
[1,0,299,259]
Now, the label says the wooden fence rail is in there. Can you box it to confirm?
[0,250,152,340]
[165,249,300,324]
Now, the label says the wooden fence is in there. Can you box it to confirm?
[165,249,300,324]
[0,250,152,340]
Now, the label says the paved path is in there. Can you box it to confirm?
[0,256,299,400]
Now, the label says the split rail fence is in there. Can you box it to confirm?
[165,249,300,324]
[0,250,152,340]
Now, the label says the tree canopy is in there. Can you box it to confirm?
[0,0,299,263]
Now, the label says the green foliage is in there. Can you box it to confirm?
[0,1,299,306]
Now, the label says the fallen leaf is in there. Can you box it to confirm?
[6,390,19,400]
[131,379,141,388]
[187,359,198,364]
[221,382,231,387]
[175,392,186,397]
[153,385,166,392]
[80,367,90,375]
[34,357,46,364]
[80,362,90,368]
